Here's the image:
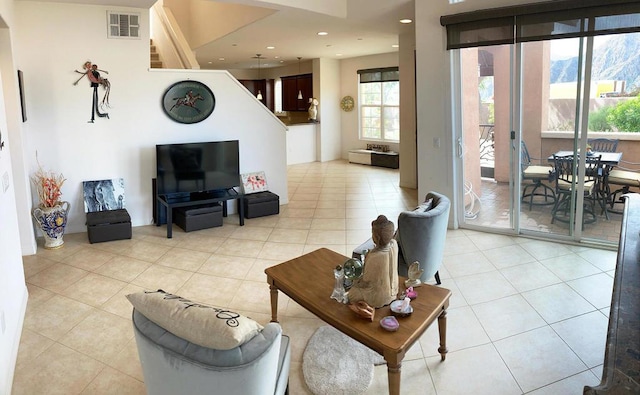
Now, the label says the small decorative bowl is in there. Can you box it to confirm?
[390,300,413,317]
[380,316,399,332]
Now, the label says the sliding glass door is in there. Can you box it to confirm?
[456,36,640,244]
[459,44,515,232]
[447,4,640,244]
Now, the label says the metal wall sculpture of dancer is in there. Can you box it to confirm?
[73,60,110,122]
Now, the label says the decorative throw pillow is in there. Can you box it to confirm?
[241,171,269,194]
[126,290,263,350]
[414,198,433,212]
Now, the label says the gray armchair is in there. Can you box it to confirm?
[353,191,450,285]
[132,309,291,395]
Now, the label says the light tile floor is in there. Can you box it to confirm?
[13,160,615,394]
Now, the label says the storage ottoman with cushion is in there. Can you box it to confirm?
[86,209,132,243]
[173,203,223,232]
[240,171,280,219]
[83,178,133,244]
[243,191,280,219]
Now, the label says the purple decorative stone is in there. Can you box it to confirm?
[380,316,399,331]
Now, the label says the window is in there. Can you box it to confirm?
[358,67,399,142]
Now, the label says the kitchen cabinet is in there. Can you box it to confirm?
[239,79,274,111]
[281,74,312,111]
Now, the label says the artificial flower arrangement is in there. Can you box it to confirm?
[31,157,66,208]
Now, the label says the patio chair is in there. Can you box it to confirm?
[587,138,619,153]
[551,154,602,227]
[606,159,640,213]
[521,141,555,210]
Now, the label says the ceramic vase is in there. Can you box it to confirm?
[32,201,70,249]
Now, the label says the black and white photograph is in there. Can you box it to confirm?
[82,178,125,213]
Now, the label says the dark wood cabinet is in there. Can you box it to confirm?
[281,74,312,111]
[281,76,298,112]
[239,79,274,111]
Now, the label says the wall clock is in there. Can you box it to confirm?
[162,80,216,124]
[341,95,354,112]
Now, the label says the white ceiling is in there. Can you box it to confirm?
[22,0,415,70]
[192,0,415,70]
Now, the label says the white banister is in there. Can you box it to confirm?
[150,2,200,70]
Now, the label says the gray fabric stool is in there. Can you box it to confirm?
[173,203,223,232]
[243,191,280,219]
[87,209,132,243]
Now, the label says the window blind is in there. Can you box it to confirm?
[357,67,400,83]
[440,0,640,49]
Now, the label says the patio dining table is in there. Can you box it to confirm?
[548,150,623,220]
[548,150,622,167]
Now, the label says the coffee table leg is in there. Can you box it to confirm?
[387,360,402,395]
[437,308,448,361]
[269,283,279,323]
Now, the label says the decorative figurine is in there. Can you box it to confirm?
[308,97,319,122]
[347,215,399,308]
[348,300,375,321]
[405,261,424,288]
[405,286,418,300]
[330,264,347,303]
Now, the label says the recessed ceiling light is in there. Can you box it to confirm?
[392,44,399,48]
[208,61,212,64]
[274,56,280,59]
[266,46,275,50]
[317,31,328,36]
[218,57,225,61]
[336,53,343,56]
[399,19,413,24]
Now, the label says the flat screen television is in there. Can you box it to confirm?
[156,140,240,196]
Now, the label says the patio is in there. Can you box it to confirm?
[465,177,626,244]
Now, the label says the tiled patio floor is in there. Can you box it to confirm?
[464,178,623,244]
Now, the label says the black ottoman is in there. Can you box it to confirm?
[243,191,280,219]
[86,209,132,244]
[173,203,223,232]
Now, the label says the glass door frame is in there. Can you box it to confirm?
[455,36,606,244]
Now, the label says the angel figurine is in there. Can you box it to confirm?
[404,261,424,288]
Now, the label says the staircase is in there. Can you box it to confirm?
[150,39,163,68]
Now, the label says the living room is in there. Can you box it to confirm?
[0,0,632,394]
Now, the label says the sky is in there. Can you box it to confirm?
[549,36,612,60]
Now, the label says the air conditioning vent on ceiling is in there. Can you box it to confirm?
[107,11,140,39]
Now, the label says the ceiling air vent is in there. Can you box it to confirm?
[107,11,140,39]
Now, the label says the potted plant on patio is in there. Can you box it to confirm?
[31,157,70,249]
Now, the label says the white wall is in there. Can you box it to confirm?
[13,2,288,236]
[0,46,28,395]
[0,2,29,393]
[286,124,316,164]
[399,29,416,189]
[316,58,341,162]
[339,52,399,158]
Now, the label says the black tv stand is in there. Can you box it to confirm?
[156,188,245,238]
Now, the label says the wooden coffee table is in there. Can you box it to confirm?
[265,248,451,395]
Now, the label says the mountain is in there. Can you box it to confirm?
[549,33,640,90]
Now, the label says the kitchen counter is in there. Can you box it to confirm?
[286,123,317,165]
